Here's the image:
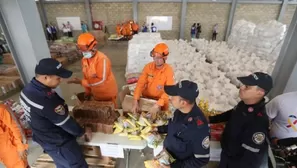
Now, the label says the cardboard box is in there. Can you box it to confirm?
[122,95,157,112]
[82,145,102,158]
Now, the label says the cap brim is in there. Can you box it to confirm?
[164,85,179,96]
[57,68,73,78]
[237,76,257,86]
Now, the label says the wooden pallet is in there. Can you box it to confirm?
[31,154,116,168]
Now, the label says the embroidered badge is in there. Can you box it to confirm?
[54,105,65,115]
[197,119,204,126]
[157,85,163,90]
[252,132,265,145]
[188,117,193,122]
[248,107,254,112]
[202,136,210,149]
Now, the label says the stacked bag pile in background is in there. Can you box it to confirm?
[228,20,286,59]
[191,39,275,87]
[4,99,32,138]
[0,53,19,76]
[49,38,81,66]
[166,40,239,111]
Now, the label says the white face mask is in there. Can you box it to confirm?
[82,52,92,58]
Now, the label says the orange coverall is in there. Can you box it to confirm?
[0,104,28,168]
[81,51,118,106]
[124,23,133,36]
[132,23,139,32]
[134,62,174,110]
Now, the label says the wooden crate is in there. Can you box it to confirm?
[82,145,102,157]
[31,154,115,168]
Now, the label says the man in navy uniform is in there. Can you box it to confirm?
[156,80,210,168]
[20,58,90,168]
[209,72,273,168]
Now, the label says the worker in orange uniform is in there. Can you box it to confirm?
[68,33,118,106]
[132,43,174,117]
[132,22,139,35]
[0,103,29,168]
[116,24,122,36]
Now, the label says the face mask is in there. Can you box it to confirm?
[82,52,92,58]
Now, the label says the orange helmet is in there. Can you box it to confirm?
[150,43,169,57]
[77,33,98,51]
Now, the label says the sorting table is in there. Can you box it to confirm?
[78,132,147,168]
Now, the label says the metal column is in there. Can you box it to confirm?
[278,0,288,22]
[225,0,238,41]
[133,0,138,22]
[0,0,50,84]
[269,7,297,98]
[179,0,187,39]
[85,0,93,30]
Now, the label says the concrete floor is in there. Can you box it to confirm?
[1,41,219,168]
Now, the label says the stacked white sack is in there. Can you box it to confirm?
[228,20,256,50]
[191,39,276,87]
[165,39,239,112]
[248,20,286,59]
[126,33,162,77]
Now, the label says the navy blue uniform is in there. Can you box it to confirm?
[209,99,269,168]
[158,104,210,168]
[20,78,87,168]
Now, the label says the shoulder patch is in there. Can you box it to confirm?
[55,105,65,115]
[252,132,265,145]
[202,136,210,149]
[197,119,204,126]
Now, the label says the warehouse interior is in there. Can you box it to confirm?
[1,0,297,167]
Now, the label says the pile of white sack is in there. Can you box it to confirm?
[166,40,239,111]
[126,33,162,77]
[248,20,286,59]
[228,20,286,59]
[228,20,256,50]
[191,39,276,86]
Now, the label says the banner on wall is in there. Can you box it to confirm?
[146,16,173,31]
[56,17,81,30]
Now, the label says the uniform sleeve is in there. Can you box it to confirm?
[239,123,268,168]
[156,67,175,107]
[134,65,149,100]
[265,97,280,120]
[171,125,210,168]
[209,109,232,123]
[93,57,111,86]
[1,106,28,151]
[42,99,85,137]
[81,61,91,95]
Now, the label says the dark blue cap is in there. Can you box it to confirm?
[237,72,273,94]
[35,58,73,78]
[164,80,199,102]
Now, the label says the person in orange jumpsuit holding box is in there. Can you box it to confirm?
[68,33,118,106]
[132,43,174,116]
[0,104,29,168]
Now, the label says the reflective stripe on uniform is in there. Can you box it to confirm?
[55,115,70,126]
[20,92,44,110]
[89,59,106,87]
[242,143,260,153]
[194,154,210,158]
